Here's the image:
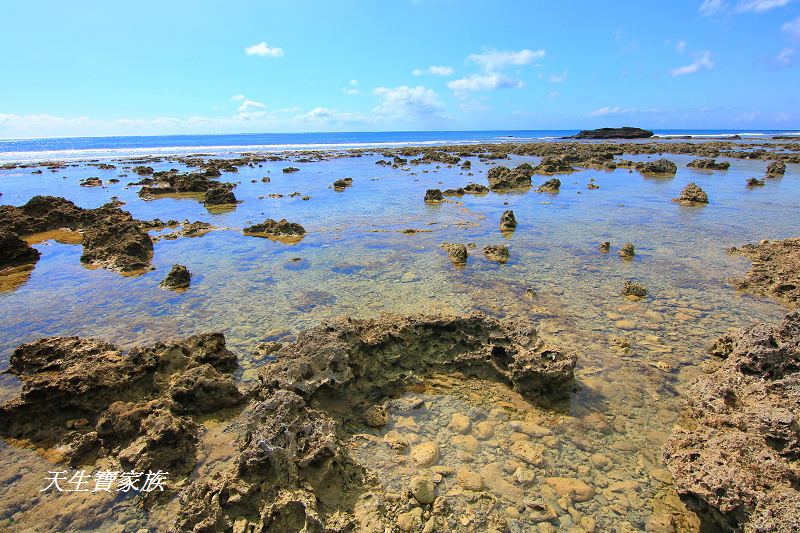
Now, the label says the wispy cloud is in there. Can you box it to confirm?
[776,47,795,65]
[735,0,791,13]
[447,73,523,92]
[676,40,687,53]
[588,106,633,117]
[700,0,791,15]
[412,65,454,76]
[783,15,800,39]
[244,41,284,58]
[587,106,664,117]
[237,99,266,113]
[699,0,728,16]
[670,50,714,75]
[548,70,568,83]
[467,49,545,71]
[342,79,361,95]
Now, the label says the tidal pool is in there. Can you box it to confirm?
[0,148,796,531]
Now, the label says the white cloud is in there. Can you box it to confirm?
[670,51,714,76]
[244,41,284,58]
[700,0,791,15]
[447,48,544,93]
[467,49,545,72]
[588,106,630,117]
[295,107,367,125]
[699,0,728,15]
[548,91,560,99]
[587,106,665,117]
[230,94,246,102]
[676,40,687,53]
[447,73,523,92]
[341,79,361,95]
[735,0,791,12]
[237,99,266,112]
[548,70,568,83]
[412,65,454,76]
[777,47,795,64]
[372,85,446,119]
[783,16,800,39]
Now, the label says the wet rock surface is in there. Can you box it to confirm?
[487,164,534,190]
[663,312,800,532]
[674,183,709,205]
[171,313,575,531]
[424,188,444,203]
[0,231,40,269]
[484,244,510,263]
[536,178,561,193]
[636,159,678,175]
[160,264,191,290]
[767,161,787,176]
[499,210,517,232]
[0,196,154,273]
[242,218,306,241]
[0,332,242,481]
[728,237,800,308]
[686,159,730,170]
[440,242,468,265]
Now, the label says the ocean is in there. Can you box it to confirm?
[0,129,797,163]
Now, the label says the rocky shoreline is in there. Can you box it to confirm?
[663,311,800,532]
[0,313,576,531]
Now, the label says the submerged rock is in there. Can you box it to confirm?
[728,237,800,308]
[536,178,561,193]
[282,166,300,173]
[160,264,191,290]
[0,231,40,269]
[746,177,765,187]
[636,159,677,175]
[663,312,800,532]
[440,242,468,265]
[424,188,444,203]
[674,183,709,205]
[766,161,786,176]
[499,210,517,232]
[599,241,611,253]
[687,159,729,170]
[484,244,510,263]
[487,164,534,191]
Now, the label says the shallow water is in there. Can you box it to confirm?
[0,149,797,531]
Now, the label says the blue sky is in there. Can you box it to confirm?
[1,0,799,137]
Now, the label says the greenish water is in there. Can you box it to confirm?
[0,149,797,531]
